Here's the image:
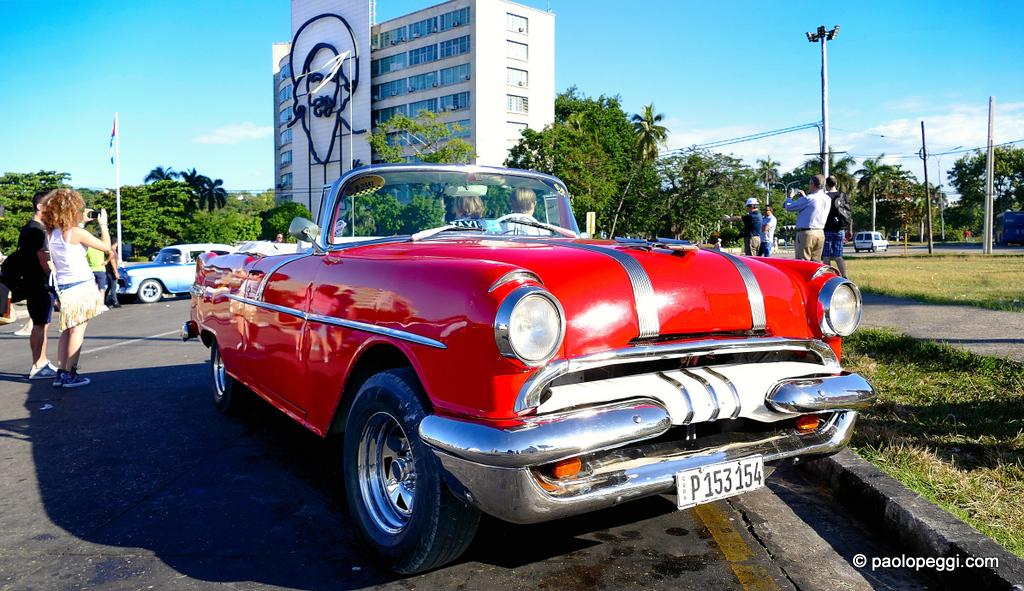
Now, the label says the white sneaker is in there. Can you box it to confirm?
[29,364,58,380]
[13,324,32,336]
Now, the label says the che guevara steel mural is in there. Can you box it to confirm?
[286,13,361,171]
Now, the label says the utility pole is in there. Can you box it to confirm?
[806,25,839,177]
[920,121,933,254]
[984,97,995,254]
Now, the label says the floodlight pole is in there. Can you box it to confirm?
[807,26,839,178]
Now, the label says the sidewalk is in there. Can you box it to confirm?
[860,292,1024,363]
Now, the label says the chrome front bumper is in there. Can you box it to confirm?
[420,372,873,524]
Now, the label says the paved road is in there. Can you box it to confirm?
[0,299,933,591]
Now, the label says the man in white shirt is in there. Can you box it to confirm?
[783,174,830,263]
[759,205,777,257]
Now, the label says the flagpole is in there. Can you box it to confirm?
[114,113,122,263]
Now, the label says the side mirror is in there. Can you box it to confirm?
[288,217,324,253]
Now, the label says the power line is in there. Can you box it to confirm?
[663,122,820,157]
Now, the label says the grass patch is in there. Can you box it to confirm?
[843,329,1024,557]
[845,254,1024,312]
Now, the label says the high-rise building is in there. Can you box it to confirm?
[273,0,555,215]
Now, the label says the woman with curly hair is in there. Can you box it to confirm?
[41,188,111,388]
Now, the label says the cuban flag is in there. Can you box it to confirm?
[110,117,116,164]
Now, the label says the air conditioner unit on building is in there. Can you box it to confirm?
[465,74,470,80]
[391,40,396,45]
[519,27,525,32]
[391,90,397,96]
[432,82,438,87]
[517,81,524,86]
[400,37,405,42]
[453,21,460,26]
[408,87,413,93]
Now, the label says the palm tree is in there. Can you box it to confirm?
[755,157,780,205]
[804,149,857,194]
[179,168,203,189]
[855,155,895,232]
[610,104,669,237]
[198,177,228,212]
[631,104,669,164]
[145,166,179,183]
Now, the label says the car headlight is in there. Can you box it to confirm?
[494,286,565,366]
[818,276,862,336]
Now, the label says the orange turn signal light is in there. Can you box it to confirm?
[796,415,820,432]
[552,457,582,479]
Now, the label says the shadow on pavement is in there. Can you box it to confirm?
[8,360,687,589]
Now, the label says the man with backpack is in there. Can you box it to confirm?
[16,192,58,379]
[824,176,854,278]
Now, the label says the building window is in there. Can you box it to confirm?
[279,63,292,80]
[280,150,292,166]
[507,68,528,87]
[279,86,292,102]
[371,52,407,76]
[408,98,438,117]
[440,35,470,59]
[408,44,438,67]
[409,17,438,39]
[281,173,293,187]
[438,63,471,86]
[280,107,293,124]
[507,13,528,33]
[373,104,409,126]
[440,7,470,31]
[450,119,472,139]
[507,95,529,114]
[440,92,470,112]
[380,26,408,47]
[280,128,292,146]
[507,40,528,61]
[408,71,437,92]
[508,121,528,138]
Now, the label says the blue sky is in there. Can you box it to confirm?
[2,0,1022,193]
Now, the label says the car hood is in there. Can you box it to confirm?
[121,262,184,274]
[348,237,813,356]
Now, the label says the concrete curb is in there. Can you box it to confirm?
[801,449,1024,590]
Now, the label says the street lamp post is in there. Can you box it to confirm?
[806,25,839,177]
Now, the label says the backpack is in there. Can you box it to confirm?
[0,249,32,303]
[830,191,853,229]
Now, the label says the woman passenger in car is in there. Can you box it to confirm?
[41,189,111,388]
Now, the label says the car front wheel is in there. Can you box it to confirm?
[137,279,164,303]
[343,368,480,573]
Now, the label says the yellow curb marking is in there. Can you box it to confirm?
[694,503,781,591]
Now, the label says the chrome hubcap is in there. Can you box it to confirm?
[141,282,160,301]
[358,411,415,534]
[213,348,226,400]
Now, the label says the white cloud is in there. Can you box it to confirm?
[193,123,273,145]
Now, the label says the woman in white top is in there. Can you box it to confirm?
[41,189,111,388]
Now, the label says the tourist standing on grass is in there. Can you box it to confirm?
[723,198,763,256]
[42,189,111,388]
[824,175,853,277]
[759,205,777,257]
[784,175,830,262]
[20,191,58,379]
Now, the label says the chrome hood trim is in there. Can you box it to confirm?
[703,248,767,331]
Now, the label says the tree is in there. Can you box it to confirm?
[93,182,194,254]
[0,171,70,252]
[198,176,228,212]
[855,154,895,232]
[755,157,780,205]
[368,110,476,164]
[261,202,313,240]
[506,87,652,236]
[144,166,180,183]
[656,150,759,242]
[804,148,857,194]
[948,146,1024,215]
[608,104,669,238]
[184,210,261,244]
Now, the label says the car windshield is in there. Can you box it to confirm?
[326,168,579,243]
[153,248,183,264]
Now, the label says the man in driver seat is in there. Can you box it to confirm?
[501,188,542,235]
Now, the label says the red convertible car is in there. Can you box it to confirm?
[183,164,874,573]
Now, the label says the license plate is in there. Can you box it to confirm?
[675,455,764,510]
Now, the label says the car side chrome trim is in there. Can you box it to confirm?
[224,293,447,349]
[703,249,767,331]
[703,367,742,419]
[656,371,694,424]
[681,368,720,421]
[255,253,315,301]
[514,336,841,413]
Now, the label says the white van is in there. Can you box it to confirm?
[854,232,889,253]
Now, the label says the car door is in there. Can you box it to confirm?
[241,253,321,417]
